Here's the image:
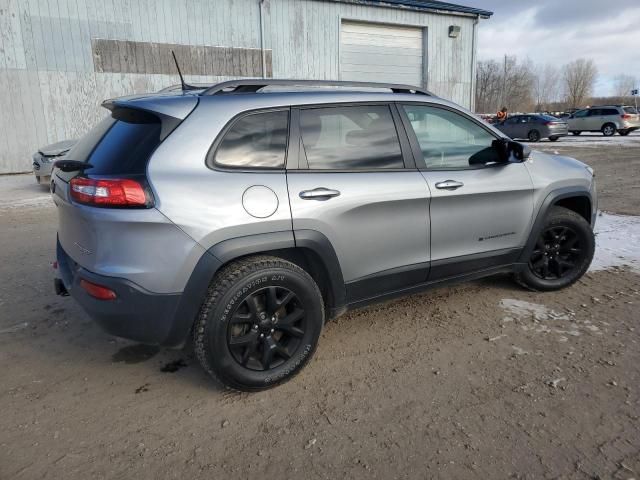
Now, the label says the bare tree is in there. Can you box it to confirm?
[475,56,534,113]
[533,63,561,111]
[563,59,598,108]
[612,74,637,98]
[475,59,502,113]
[503,56,535,112]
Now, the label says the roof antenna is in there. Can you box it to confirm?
[171,50,198,91]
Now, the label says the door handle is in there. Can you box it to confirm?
[435,180,464,190]
[299,187,341,200]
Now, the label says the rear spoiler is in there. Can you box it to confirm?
[102,95,199,141]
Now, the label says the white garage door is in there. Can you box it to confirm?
[340,21,424,87]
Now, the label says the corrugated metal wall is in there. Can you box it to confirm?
[0,0,478,173]
[265,0,476,102]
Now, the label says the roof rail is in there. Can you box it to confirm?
[200,79,433,96]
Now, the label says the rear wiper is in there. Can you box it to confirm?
[53,160,94,172]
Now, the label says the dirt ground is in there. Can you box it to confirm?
[1,133,639,479]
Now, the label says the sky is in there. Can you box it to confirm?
[459,0,640,96]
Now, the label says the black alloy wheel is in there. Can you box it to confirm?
[194,256,324,391]
[529,225,584,280]
[227,286,306,371]
[514,207,595,292]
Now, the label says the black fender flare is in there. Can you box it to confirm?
[163,230,345,347]
[517,186,594,264]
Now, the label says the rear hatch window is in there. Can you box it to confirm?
[623,107,638,115]
[61,109,162,177]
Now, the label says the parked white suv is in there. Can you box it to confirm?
[567,105,640,137]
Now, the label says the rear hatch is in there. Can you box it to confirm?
[52,93,198,274]
[622,106,640,127]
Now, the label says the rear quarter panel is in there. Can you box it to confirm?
[53,175,207,294]
[147,97,293,254]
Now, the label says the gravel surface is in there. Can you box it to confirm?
[1,136,639,479]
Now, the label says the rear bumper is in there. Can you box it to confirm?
[56,238,186,346]
[546,127,569,137]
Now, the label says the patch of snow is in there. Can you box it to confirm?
[0,322,29,334]
[591,212,640,273]
[500,299,568,322]
[499,299,606,342]
[511,346,528,355]
[535,131,640,149]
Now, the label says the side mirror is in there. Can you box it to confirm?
[491,138,530,163]
[509,140,531,161]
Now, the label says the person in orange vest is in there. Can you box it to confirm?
[496,107,507,123]
[496,107,508,123]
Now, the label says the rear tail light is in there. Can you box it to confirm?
[70,177,152,208]
[80,279,117,300]
[621,114,632,119]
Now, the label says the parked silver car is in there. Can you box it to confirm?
[495,114,568,142]
[52,80,596,391]
[32,139,76,184]
[567,105,640,136]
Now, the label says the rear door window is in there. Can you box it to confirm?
[212,110,289,169]
[299,105,403,170]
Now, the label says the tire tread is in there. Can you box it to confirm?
[193,255,323,391]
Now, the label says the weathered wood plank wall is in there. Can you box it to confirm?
[0,0,477,173]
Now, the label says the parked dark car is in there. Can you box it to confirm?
[495,114,568,142]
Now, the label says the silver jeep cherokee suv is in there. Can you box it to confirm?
[53,80,597,391]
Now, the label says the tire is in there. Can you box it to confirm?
[194,255,324,391]
[602,123,616,136]
[618,129,630,136]
[571,131,581,136]
[548,136,559,142]
[515,206,594,292]
[527,130,541,142]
